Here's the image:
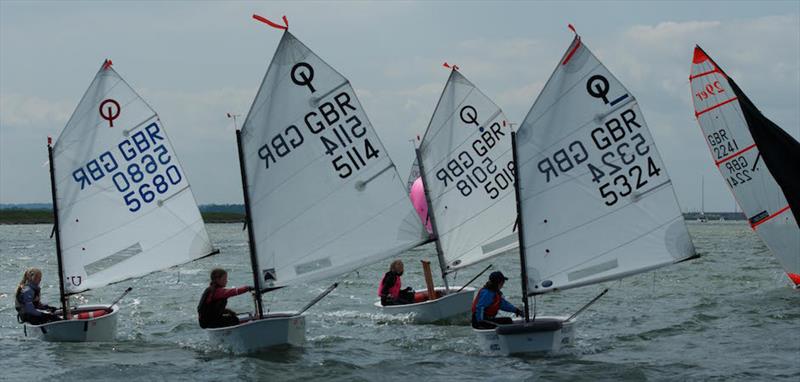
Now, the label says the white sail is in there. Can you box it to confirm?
[515,36,696,294]
[690,46,800,281]
[240,31,426,289]
[52,62,215,294]
[406,157,420,192]
[418,69,518,272]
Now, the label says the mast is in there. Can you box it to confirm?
[510,132,530,322]
[235,129,263,319]
[415,148,450,292]
[47,139,69,316]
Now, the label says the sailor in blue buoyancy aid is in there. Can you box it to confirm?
[471,271,522,329]
[14,268,61,325]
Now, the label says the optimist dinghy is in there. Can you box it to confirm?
[473,27,698,356]
[690,46,800,287]
[375,66,520,323]
[206,15,427,353]
[29,60,217,342]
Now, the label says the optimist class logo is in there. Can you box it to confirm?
[99,99,121,127]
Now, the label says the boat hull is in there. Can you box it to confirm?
[373,286,475,323]
[205,311,305,354]
[473,316,574,355]
[23,304,119,342]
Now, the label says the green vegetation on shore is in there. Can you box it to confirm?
[0,209,244,224]
[1,207,746,225]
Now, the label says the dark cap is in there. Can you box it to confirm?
[489,271,508,283]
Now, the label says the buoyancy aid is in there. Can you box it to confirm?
[14,284,41,317]
[377,272,401,299]
[471,288,502,318]
[197,286,227,328]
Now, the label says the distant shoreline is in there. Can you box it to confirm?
[0,209,244,224]
[0,207,746,224]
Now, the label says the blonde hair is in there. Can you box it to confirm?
[16,268,42,295]
[389,260,403,273]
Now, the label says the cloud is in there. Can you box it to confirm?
[0,94,73,131]
[1,4,797,210]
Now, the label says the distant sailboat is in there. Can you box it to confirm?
[698,177,708,222]
[473,28,698,355]
[690,46,800,287]
[204,15,428,353]
[30,60,217,341]
[376,66,518,323]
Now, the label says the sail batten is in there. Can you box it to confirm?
[240,31,426,288]
[52,62,216,294]
[516,36,695,295]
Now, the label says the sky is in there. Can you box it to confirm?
[1,0,798,213]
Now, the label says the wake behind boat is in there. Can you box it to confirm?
[23,60,217,342]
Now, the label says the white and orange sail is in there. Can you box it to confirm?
[690,46,800,286]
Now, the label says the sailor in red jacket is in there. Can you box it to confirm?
[197,268,253,328]
[378,260,416,306]
[471,271,523,329]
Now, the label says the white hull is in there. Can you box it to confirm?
[473,316,574,355]
[23,304,119,342]
[205,311,305,354]
[373,286,475,324]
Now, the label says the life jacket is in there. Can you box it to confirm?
[377,272,401,299]
[471,288,502,318]
[197,286,227,329]
[14,284,40,315]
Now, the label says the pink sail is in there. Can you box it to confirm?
[409,177,432,234]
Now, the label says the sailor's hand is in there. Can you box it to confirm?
[246,286,255,292]
[46,306,57,313]
[514,308,523,317]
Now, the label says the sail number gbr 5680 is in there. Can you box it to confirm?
[70,121,183,213]
[537,108,663,207]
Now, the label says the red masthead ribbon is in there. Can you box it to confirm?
[47,136,52,145]
[443,62,459,71]
[562,23,582,66]
[103,59,113,70]
[253,14,288,30]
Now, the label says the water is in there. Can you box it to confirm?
[1,222,797,381]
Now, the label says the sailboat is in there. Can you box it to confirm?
[690,46,800,287]
[473,28,697,355]
[698,177,708,222]
[203,15,428,353]
[375,66,518,323]
[29,60,218,342]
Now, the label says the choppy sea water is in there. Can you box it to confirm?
[0,222,797,381]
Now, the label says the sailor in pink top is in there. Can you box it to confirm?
[378,260,415,306]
